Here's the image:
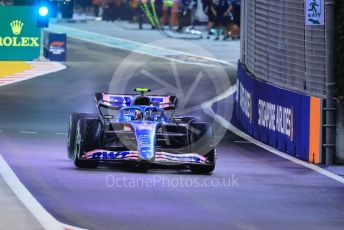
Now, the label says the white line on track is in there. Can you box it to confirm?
[19,131,38,134]
[202,84,344,185]
[234,140,252,144]
[55,132,67,135]
[0,153,87,230]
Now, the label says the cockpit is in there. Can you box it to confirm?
[118,106,166,122]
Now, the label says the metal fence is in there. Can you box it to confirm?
[240,0,327,98]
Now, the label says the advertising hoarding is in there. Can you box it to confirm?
[235,63,322,163]
[0,6,40,60]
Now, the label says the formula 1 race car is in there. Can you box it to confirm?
[67,88,215,174]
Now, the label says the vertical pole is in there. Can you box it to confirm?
[39,28,44,61]
[240,0,245,63]
[244,0,249,65]
[325,0,335,164]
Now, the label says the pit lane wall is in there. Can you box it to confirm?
[235,63,323,163]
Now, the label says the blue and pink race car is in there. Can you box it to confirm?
[67,88,215,174]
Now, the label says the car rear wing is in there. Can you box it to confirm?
[95,93,177,110]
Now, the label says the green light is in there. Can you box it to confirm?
[134,88,151,93]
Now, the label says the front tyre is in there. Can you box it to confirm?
[67,113,98,159]
[74,117,103,169]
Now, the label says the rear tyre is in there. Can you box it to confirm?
[74,117,103,169]
[67,113,98,159]
[189,122,216,174]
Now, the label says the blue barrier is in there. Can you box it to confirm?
[234,63,322,162]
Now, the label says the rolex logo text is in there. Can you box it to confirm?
[0,20,39,47]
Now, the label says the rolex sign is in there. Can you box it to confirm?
[0,6,40,60]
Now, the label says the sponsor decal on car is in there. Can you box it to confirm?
[101,94,174,109]
[82,150,209,164]
[82,150,139,160]
[137,123,155,131]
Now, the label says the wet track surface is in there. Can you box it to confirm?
[0,39,344,230]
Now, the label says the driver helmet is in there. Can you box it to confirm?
[134,110,143,120]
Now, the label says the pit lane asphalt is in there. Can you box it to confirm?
[0,38,344,230]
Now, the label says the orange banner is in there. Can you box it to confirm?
[309,97,321,163]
